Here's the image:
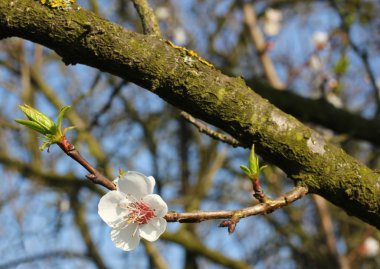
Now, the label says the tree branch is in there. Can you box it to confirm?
[131,0,161,36]
[1,0,379,228]
[142,241,169,269]
[0,152,105,195]
[329,0,380,117]
[241,2,285,89]
[58,135,116,190]
[250,79,380,146]
[165,186,308,224]
[180,111,242,147]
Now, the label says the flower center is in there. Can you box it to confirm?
[126,201,156,225]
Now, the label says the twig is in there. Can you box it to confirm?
[241,2,285,89]
[165,186,308,232]
[250,173,270,203]
[180,111,242,148]
[87,80,125,130]
[312,195,350,268]
[131,0,161,36]
[58,135,116,190]
[329,0,380,116]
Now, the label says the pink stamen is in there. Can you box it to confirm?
[126,201,156,225]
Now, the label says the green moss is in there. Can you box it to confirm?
[295,132,304,141]
[39,0,75,9]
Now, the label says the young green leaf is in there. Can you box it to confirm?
[248,144,259,174]
[57,106,71,134]
[259,165,267,173]
[14,119,46,134]
[18,104,55,134]
[240,165,251,175]
[15,104,74,152]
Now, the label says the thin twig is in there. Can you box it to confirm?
[181,111,242,148]
[250,173,271,203]
[329,0,380,116]
[87,80,126,130]
[58,135,116,190]
[131,0,161,36]
[165,186,308,230]
[241,2,285,90]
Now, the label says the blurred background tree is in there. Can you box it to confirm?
[0,0,379,268]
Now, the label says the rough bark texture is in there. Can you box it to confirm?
[1,0,379,228]
[250,79,380,146]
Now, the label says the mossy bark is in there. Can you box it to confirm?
[1,0,379,228]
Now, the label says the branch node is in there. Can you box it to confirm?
[219,217,240,234]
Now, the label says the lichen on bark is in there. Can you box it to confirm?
[39,0,75,9]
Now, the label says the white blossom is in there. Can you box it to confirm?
[264,9,283,36]
[264,22,282,36]
[58,199,70,212]
[266,9,283,22]
[173,27,188,46]
[156,6,170,20]
[326,92,343,108]
[361,237,379,257]
[312,31,329,49]
[98,171,168,251]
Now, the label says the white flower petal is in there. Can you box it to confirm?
[118,171,154,199]
[143,194,168,217]
[156,6,169,20]
[266,8,282,22]
[139,217,167,242]
[98,191,126,227]
[147,176,156,194]
[264,21,281,36]
[312,31,328,47]
[363,237,379,257]
[111,224,141,251]
[173,27,187,46]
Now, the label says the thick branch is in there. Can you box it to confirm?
[250,79,380,146]
[1,0,379,228]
